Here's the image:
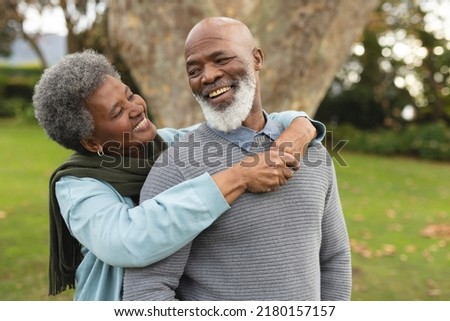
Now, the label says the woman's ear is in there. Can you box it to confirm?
[80,137,102,154]
[253,48,264,71]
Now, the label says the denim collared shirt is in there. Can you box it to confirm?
[208,111,325,153]
[209,112,283,152]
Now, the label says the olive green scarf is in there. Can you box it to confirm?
[48,136,167,295]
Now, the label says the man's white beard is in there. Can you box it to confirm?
[194,70,257,132]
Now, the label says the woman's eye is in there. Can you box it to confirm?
[113,108,123,118]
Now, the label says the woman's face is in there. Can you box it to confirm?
[82,75,157,158]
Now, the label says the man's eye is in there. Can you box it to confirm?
[217,57,232,64]
[188,69,200,77]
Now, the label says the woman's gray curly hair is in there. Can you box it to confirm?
[33,49,120,153]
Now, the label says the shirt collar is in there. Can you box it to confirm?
[208,111,283,151]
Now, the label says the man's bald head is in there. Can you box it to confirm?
[185,17,256,56]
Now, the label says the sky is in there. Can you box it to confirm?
[22,6,68,36]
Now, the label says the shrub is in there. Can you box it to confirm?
[0,98,36,123]
[326,122,450,161]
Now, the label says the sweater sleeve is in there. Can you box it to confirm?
[55,172,229,268]
[123,152,195,300]
[319,153,352,300]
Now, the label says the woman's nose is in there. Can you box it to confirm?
[128,102,143,118]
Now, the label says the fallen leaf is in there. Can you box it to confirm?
[421,224,450,239]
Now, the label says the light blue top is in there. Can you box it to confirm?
[54,111,325,300]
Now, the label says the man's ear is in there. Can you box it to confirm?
[253,48,264,71]
[80,137,102,154]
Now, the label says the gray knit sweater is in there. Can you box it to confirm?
[123,123,352,301]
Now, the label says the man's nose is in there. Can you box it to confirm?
[201,64,223,84]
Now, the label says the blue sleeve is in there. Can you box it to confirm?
[157,124,201,143]
[268,111,326,145]
[55,173,229,267]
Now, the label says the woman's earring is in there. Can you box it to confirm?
[97,149,104,157]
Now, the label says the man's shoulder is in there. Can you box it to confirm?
[156,123,212,164]
[302,143,335,169]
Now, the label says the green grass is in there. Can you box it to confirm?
[0,119,449,300]
[0,119,73,300]
[334,152,450,300]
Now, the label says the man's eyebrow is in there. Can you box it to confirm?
[186,50,231,66]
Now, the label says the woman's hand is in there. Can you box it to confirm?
[211,148,299,204]
[272,116,317,161]
[239,147,299,193]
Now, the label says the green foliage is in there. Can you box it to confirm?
[0,97,37,123]
[317,85,386,130]
[406,122,450,160]
[319,0,450,129]
[0,65,42,97]
[327,122,450,161]
[0,65,42,122]
[0,1,17,57]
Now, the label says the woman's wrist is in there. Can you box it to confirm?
[211,164,248,205]
[292,116,317,142]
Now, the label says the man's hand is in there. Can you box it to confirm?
[272,116,317,161]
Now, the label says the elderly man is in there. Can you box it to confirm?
[123,17,351,301]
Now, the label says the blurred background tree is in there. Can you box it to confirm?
[0,0,108,68]
[106,0,379,127]
[317,0,450,130]
[0,0,49,67]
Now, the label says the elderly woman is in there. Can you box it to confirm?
[32,49,325,300]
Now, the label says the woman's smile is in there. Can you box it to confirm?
[133,118,152,132]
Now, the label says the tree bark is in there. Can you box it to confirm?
[108,0,380,128]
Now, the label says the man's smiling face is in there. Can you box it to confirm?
[184,20,259,132]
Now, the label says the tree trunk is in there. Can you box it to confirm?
[108,0,380,128]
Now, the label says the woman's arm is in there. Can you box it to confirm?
[56,174,229,268]
[268,111,326,144]
[268,111,327,160]
[158,111,326,147]
[55,149,295,269]
[157,124,201,143]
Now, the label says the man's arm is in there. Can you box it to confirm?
[319,153,352,300]
[123,244,192,300]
